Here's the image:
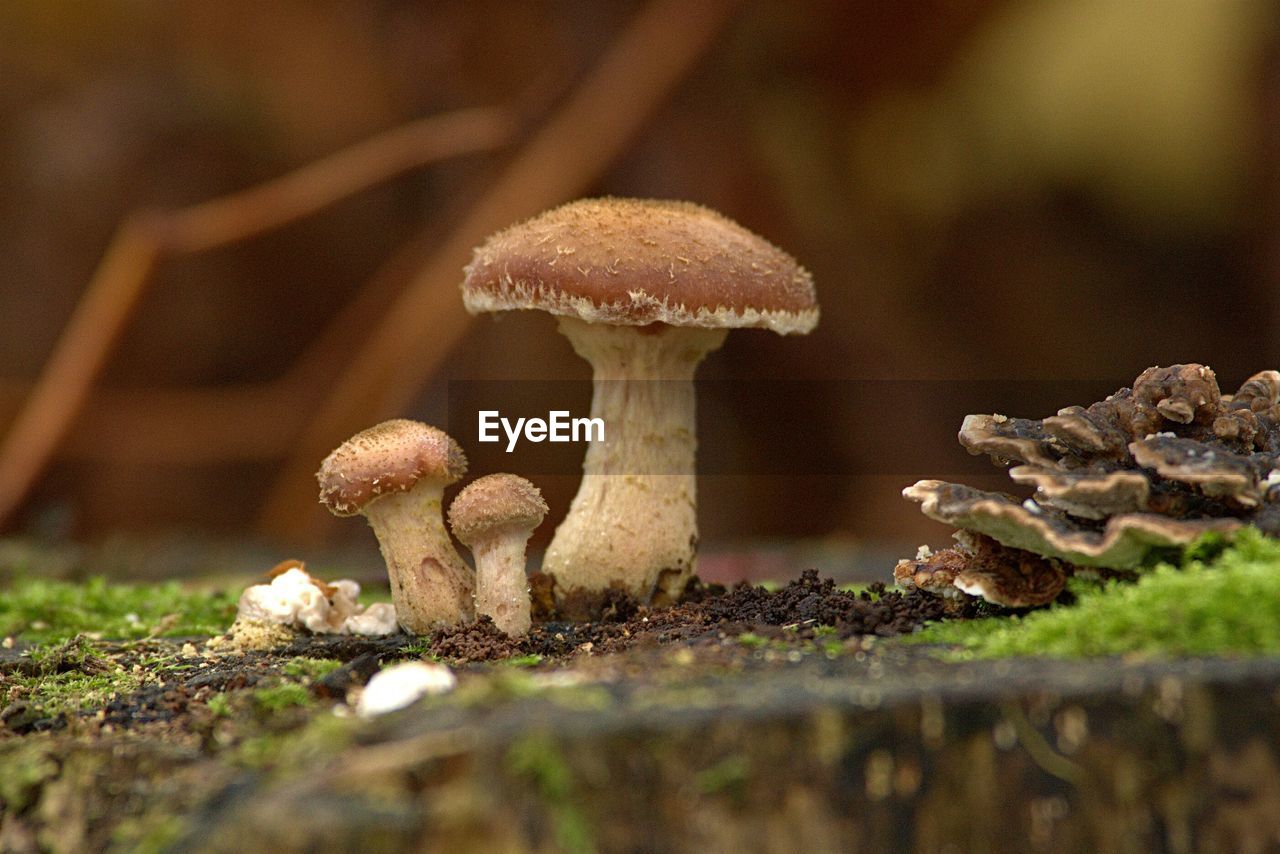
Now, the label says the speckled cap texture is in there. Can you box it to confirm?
[461,198,818,335]
[317,420,467,516]
[448,473,548,545]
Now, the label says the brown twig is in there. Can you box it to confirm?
[0,106,518,527]
[255,0,743,543]
[0,222,481,465]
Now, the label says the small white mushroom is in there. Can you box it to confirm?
[317,420,474,634]
[448,474,548,637]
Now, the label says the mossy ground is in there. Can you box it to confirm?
[911,529,1280,659]
[3,531,1280,848]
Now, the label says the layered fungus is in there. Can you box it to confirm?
[899,365,1280,606]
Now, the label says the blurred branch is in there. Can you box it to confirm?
[0,227,458,465]
[0,106,518,527]
[256,0,744,543]
[162,107,516,252]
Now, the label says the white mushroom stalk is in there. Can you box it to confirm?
[449,474,548,637]
[360,480,473,631]
[317,420,474,634]
[543,318,726,603]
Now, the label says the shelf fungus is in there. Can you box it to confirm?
[900,364,1280,607]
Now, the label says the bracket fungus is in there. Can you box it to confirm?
[317,419,474,633]
[462,197,817,608]
[448,473,548,637]
[900,365,1280,606]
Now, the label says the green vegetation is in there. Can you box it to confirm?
[8,668,144,719]
[911,529,1280,658]
[695,754,750,797]
[0,576,236,642]
[4,636,143,718]
[506,733,595,854]
[230,713,357,771]
[206,692,232,718]
[281,657,342,681]
[252,682,314,713]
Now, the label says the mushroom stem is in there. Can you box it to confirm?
[471,531,534,636]
[544,316,727,604]
[363,481,474,633]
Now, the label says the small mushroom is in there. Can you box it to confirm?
[317,419,474,633]
[448,473,548,637]
[462,198,818,607]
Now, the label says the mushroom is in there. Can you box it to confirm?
[461,198,818,607]
[317,419,474,633]
[448,473,548,637]
[948,532,1069,609]
[900,365,1280,605]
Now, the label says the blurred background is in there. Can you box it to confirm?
[2,0,1278,582]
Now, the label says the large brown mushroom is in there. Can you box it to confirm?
[317,420,474,633]
[462,198,818,607]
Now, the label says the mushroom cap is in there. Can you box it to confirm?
[903,479,1241,568]
[461,197,818,335]
[317,420,467,516]
[448,473,548,545]
[949,531,1068,608]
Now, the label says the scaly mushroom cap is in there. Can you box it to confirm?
[317,419,467,516]
[461,197,818,335]
[448,473,548,545]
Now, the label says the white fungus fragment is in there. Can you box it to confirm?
[343,603,399,636]
[356,661,457,718]
[235,567,397,636]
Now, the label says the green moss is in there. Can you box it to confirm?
[503,654,544,668]
[0,576,236,642]
[696,754,750,796]
[506,733,595,854]
[736,632,768,649]
[206,693,232,718]
[252,682,314,713]
[280,657,342,681]
[110,813,186,854]
[10,668,145,717]
[6,638,145,717]
[231,713,356,771]
[0,742,60,812]
[910,528,1280,658]
[398,639,440,661]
